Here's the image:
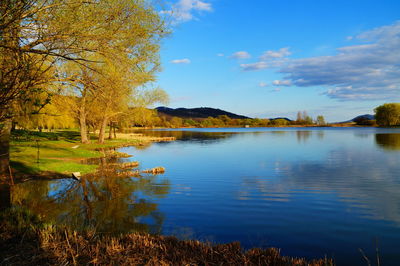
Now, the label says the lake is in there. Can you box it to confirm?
[9,127,400,265]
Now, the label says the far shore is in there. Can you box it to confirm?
[127,122,377,130]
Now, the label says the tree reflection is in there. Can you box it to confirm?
[375,133,400,151]
[11,168,170,235]
[136,129,236,144]
[296,131,312,143]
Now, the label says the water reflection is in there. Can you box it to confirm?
[296,131,312,142]
[239,147,400,224]
[141,129,327,144]
[317,131,324,139]
[5,127,400,264]
[11,169,170,235]
[375,133,400,151]
[136,129,237,144]
[270,131,287,136]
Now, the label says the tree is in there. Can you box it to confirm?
[295,110,313,125]
[14,95,77,130]
[170,117,183,128]
[296,111,303,123]
[316,115,326,126]
[302,111,313,125]
[271,119,290,126]
[0,0,168,176]
[374,103,400,127]
[59,1,168,143]
[183,119,197,127]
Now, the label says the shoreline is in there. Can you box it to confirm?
[0,207,333,265]
[129,123,379,129]
[5,130,175,184]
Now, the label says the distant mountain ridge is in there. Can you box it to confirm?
[156,107,250,119]
[351,114,375,121]
[156,107,374,124]
[336,114,375,124]
[269,117,292,122]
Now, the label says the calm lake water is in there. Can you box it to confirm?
[9,127,400,265]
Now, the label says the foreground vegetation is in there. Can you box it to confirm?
[0,207,332,265]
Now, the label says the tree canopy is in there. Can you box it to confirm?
[374,103,400,127]
[0,0,169,175]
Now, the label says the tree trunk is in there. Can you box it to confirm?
[79,107,90,144]
[98,117,108,144]
[0,120,11,179]
[11,121,17,131]
[108,122,112,139]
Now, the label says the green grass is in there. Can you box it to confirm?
[10,130,144,176]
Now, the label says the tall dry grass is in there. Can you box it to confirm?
[0,211,333,265]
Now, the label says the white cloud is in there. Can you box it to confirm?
[162,0,212,23]
[240,22,400,101]
[260,47,291,60]
[230,51,251,59]
[193,0,212,11]
[280,21,400,100]
[171,58,191,64]
[259,82,268,87]
[217,53,224,57]
[272,80,292,86]
[241,61,268,71]
[240,48,291,71]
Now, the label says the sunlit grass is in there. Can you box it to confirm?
[9,130,157,176]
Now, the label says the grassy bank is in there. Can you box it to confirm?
[9,130,174,179]
[0,207,332,265]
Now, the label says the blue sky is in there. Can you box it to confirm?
[156,0,400,122]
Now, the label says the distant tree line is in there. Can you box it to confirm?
[123,110,327,128]
[13,106,328,130]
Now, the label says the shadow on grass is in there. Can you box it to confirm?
[10,161,37,175]
[11,130,81,142]
[9,161,70,181]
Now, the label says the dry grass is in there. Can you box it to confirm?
[0,222,333,266]
[114,133,175,142]
[120,161,140,169]
[142,167,165,175]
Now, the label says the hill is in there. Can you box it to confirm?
[351,114,375,122]
[156,107,250,119]
[336,114,375,124]
[269,117,292,122]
